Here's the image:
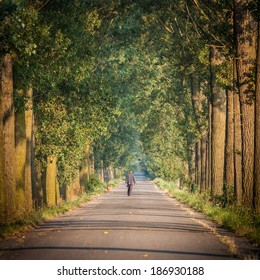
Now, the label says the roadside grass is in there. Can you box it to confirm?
[154,178,260,247]
[0,178,121,239]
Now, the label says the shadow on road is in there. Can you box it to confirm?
[0,171,258,260]
[1,245,231,259]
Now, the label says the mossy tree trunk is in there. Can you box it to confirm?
[108,165,114,181]
[15,90,27,218]
[45,155,57,206]
[210,46,226,196]
[34,160,44,208]
[88,151,95,177]
[1,54,16,223]
[98,160,104,183]
[80,144,90,188]
[15,88,34,217]
[67,170,82,202]
[25,88,33,212]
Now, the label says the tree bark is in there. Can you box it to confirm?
[67,171,81,202]
[0,58,5,223]
[108,165,114,181]
[98,160,104,183]
[34,160,44,208]
[88,150,95,177]
[25,88,33,212]
[190,73,203,125]
[210,46,226,196]
[190,74,206,191]
[206,101,212,191]
[254,20,260,214]
[195,141,201,189]
[234,0,257,206]
[188,145,196,185]
[15,88,34,216]
[232,56,243,204]
[15,90,27,218]
[205,135,209,191]
[233,91,243,204]
[80,144,90,188]
[200,136,207,192]
[1,54,16,222]
[224,88,235,187]
[45,155,57,206]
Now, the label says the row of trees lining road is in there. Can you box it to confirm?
[133,0,260,214]
[0,0,260,225]
[0,0,140,223]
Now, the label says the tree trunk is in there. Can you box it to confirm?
[224,88,235,187]
[190,74,205,190]
[234,0,257,206]
[190,73,202,125]
[88,151,95,177]
[15,90,27,218]
[206,101,212,191]
[67,171,81,202]
[25,88,33,212]
[0,59,5,223]
[34,160,44,208]
[195,141,201,189]
[108,165,114,181]
[1,54,16,223]
[233,94,243,204]
[188,145,196,185]
[45,155,57,206]
[205,135,209,191]
[98,160,104,183]
[80,144,90,188]
[14,88,33,215]
[210,46,226,196]
[254,20,260,214]
[200,136,207,192]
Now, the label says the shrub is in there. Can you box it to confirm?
[85,174,105,192]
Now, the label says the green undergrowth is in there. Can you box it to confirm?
[0,178,120,239]
[154,178,260,247]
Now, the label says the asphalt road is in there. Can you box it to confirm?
[0,172,259,260]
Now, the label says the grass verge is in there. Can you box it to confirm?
[0,178,121,239]
[154,178,260,248]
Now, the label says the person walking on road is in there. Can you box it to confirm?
[125,171,136,196]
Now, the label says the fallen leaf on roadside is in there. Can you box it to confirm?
[104,231,109,234]
[37,232,46,236]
